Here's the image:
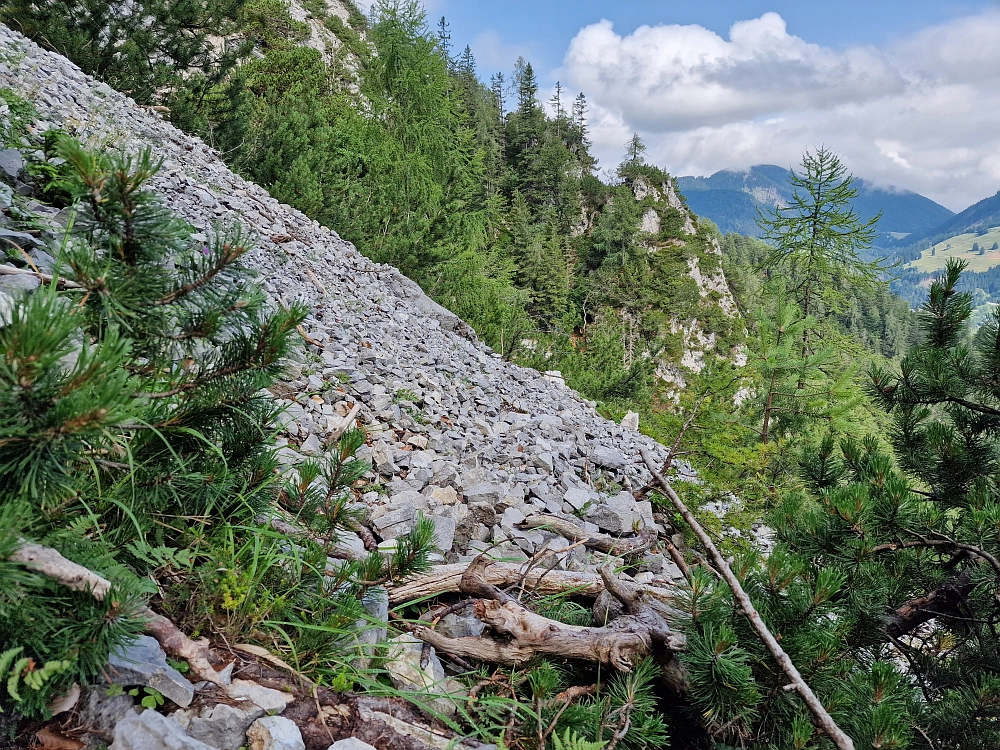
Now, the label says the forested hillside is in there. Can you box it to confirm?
[4,2,1000,750]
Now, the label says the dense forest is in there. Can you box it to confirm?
[4,2,1000,749]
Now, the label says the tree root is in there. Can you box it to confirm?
[411,555,686,686]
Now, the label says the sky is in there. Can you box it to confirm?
[359,1,1000,212]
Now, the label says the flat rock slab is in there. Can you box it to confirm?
[225,679,295,714]
[107,635,194,708]
[0,148,24,181]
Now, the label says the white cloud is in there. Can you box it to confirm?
[561,11,1000,210]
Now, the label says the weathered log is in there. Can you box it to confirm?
[412,556,685,677]
[515,514,656,556]
[389,562,675,605]
[10,540,221,684]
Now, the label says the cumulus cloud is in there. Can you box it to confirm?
[561,11,1000,210]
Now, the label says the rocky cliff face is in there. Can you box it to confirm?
[0,25,683,576]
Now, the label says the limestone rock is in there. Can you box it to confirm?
[246,716,305,750]
[384,634,466,717]
[437,611,485,639]
[591,446,627,470]
[225,679,294,714]
[107,635,195,708]
[78,685,136,743]
[110,708,215,750]
[327,740,377,750]
[0,148,24,182]
[172,702,264,750]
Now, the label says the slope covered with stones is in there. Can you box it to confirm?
[0,25,682,579]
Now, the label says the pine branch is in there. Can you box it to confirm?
[640,449,856,750]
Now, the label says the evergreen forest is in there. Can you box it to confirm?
[2,2,1000,749]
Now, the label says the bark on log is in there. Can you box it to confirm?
[11,542,112,598]
[641,450,856,750]
[515,515,656,556]
[389,562,675,605]
[10,540,221,684]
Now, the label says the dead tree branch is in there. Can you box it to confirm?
[10,540,220,686]
[515,515,656,556]
[640,449,856,750]
[411,556,685,679]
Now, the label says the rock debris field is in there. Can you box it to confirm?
[0,25,684,579]
[0,24,693,750]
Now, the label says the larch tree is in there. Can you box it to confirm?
[758,148,883,361]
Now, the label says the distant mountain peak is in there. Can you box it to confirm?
[677,165,954,241]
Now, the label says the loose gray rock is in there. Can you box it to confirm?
[587,494,641,535]
[0,148,24,182]
[437,610,485,639]
[107,635,195,708]
[110,708,215,750]
[246,715,305,750]
[383,634,466,717]
[592,446,627,470]
[173,702,264,750]
[327,740,377,750]
[78,685,136,743]
[0,272,39,293]
[225,679,294,714]
[0,227,41,250]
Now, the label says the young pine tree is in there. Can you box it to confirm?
[0,137,304,714]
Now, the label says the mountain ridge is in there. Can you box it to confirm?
[678,164,955,240]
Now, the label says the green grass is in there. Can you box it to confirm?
[907,226,1000,273]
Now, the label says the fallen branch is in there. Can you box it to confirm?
[516,514,656,556]
[328,401,363,442]
[640,449,855,750]
[11,540,220,686]
[388,561,675,605]
[0,263,84,289]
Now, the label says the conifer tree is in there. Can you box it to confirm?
[758,148,883,358]
[2,0,252,132]
[0,135,307,714]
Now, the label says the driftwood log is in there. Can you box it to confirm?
[10,540,221,685]
[410,556,686,689]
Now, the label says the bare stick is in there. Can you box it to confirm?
[328,401,363,442]
[0,263,84,289]
[10,541,220,686]
[640,450,855,750]
[516,514,655,556]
